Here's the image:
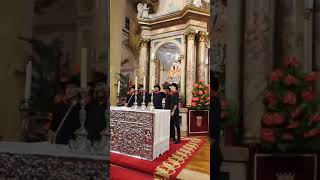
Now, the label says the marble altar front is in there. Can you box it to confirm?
[110,106,170,161]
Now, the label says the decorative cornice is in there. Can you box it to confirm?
[137,5,210,31]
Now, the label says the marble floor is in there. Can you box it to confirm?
[177,136,210,180]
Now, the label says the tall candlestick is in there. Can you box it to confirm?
[143,76,146,89]
[24,61,32,100]
[117,81,120,94]
[135,76,138,90]
[81,48,88,89]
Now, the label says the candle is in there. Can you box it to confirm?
[81,48,88,89]
[24,61,32,100]
[135,76,138,90]
[143,76,146,89]
[117,81,120,94]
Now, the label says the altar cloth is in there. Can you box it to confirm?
[110,106,171,161]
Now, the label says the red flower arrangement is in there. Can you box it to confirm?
[191,79,210,110]
[261,56,320,152]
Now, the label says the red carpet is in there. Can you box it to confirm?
[110,165,153,180]
[110,138,205,179]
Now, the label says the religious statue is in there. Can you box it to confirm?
[191,0,203,7]
[137,3,150,19]
[167,57,182,83]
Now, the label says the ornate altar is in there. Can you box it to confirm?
[110,106,170,161]
[136,0,210,106]
[0,142,109,179]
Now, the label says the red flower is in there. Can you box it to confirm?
[204,89,209,94]
[302,90,315,102]
[309,113,320,122]
[262,113,274,126]
[193,84,198,88]
[283,56,299,68]
[206,97,210,101]
[286,121,300,129]
[192,97,199,102]
[198,85,203,89]
[273,113,285,125]
[192,90,196,95]
[261,128,276,143]
[198,91,204,95]
[283,74,298,86]
[270,69,284,82]
[205,102,210,105]
[281,133,294,141]
[283,91,297,105]
[205,84,210,88]
[304,129,319,138]
[198,104,202,106]
[191,102,197,107]
[200,100,204,103]
[262,113,284,126]
[199,79,204,83]
[291,106,303,118]
[304,72,319,82]
[264,91,278,106]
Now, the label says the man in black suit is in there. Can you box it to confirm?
[125,86,135,107]
[152,85,166,109]
[85,82,107,142]
[48,80,81,145]
[169,83,180,144]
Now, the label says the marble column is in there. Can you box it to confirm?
[225,0,242,135]
[110,0,126,105]
[243,0,275,144]
[315,0,320,109]
[139,38,150,85]
[197,31,208,82]
[186,29,196,106]
[149,50,156,88]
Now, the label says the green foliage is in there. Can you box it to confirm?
[19,37,63,115]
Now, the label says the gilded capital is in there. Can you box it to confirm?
[185,29,196,41]
[139,38,150,48]
[198,31,208,42]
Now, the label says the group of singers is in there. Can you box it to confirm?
[47,80,107,145]
[47,80,181,145]
[126,83,181,144]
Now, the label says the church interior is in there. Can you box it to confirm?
[0,0,319,180]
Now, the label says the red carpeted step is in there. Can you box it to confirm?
[110,165,153,180]
[110,138,205,179]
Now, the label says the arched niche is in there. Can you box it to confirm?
[154,43,182,86]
